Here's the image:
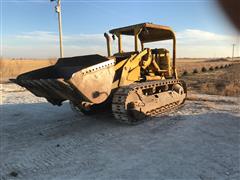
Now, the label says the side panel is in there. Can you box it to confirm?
[69,60,115,104]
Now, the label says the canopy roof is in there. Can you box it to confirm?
[109,23,175,43]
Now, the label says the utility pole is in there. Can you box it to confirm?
[50,0,63,58]
[237,36,240,58]
[232,44,235,61]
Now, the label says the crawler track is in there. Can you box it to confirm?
[112,79,187,124]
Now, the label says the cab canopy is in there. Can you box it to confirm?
[109,22,175,43]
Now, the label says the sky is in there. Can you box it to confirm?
[1,0,240,59]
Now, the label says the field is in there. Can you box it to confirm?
[177,58,229,73]
[1,57,239,96]
[0,58,56,83]
[182,63,240,96]
[0,58,232,77]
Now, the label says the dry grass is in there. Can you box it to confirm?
[177,60,230,75]
[1,57,239,96]
[0,58,231,79]
[0,58,56,83]
[182,63,240,96]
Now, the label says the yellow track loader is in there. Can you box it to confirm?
[11,23,187,124]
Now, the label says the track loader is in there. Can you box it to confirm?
[11,23,187,124]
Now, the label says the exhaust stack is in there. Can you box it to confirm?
[104,33,111,57]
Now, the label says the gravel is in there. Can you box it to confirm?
[0,84,239,180]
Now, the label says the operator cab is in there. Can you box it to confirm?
[105,23,177,78]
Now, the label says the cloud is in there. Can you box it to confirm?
[177,29,231,42]
[15,31,58,42]
[175,29,237,57]
[2,29,238,58]
[13,31,105,45]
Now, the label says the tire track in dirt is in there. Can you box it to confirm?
[1,106,129,179]
[1,83,240,179]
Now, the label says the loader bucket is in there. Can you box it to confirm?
[11,54,115,105]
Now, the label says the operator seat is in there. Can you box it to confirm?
[151,48,172,76]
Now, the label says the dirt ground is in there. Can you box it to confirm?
[0,83,240,180]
